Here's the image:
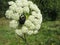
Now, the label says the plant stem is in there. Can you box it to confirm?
[23,34,29,45]
[18,34,29,45]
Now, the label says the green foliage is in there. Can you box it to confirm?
[0,18,60,45]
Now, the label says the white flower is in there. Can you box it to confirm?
[28,1,33,6]
[24,20,35,30]
[28,15,35,22]
[23,7,29,13]
[9,3,17,11]
[28,15,40,25]
[21,26,28,33]
[30,4,39,12]
[15,7,23,14]
[33,19,41,25]
[5,10,13,19]
[29,3,34,9]
[9,20,18,28]
[11,13,20,20]
[32,11,37,15]
[33,30,38,34]
[35,24,41,30]
[24,20,31,27]
[36,13,42,19]
[22,1,28,7]
[29,24,35,30]
[32,11,41,19]
[33,4,40,12]
[27,30,33,35]
[15,0,23,7]
[15,29,23,36]
[16,0,28,7]
[8,1,15,5]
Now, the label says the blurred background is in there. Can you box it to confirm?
[0,0,60,45]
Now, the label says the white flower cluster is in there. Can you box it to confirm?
[5,0,42,36]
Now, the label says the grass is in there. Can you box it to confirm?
[0,17,60,45]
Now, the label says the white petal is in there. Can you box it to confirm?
[8,1,15,5]
[30,4,39,12]
[27,31,33,35]
[28,1,33,6]
[28,15,35,22]
[35,24,41,30]
[9,20,18,28]
[28,15,41,25]
[15,29,23,36]
[5,10,13,19]
[9,3,17,11]
[22,1,28,7]
[16,0,23,7]
[21,26,28,33]
[11,13,20,20]
[15,7,23,14]
[23,7,29,13]
[33,30,38,34]
[24,20,35,30]
[32,11,42,19]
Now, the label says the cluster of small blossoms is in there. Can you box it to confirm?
[5,0,42,36]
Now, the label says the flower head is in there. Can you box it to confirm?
[5,0,42,35]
